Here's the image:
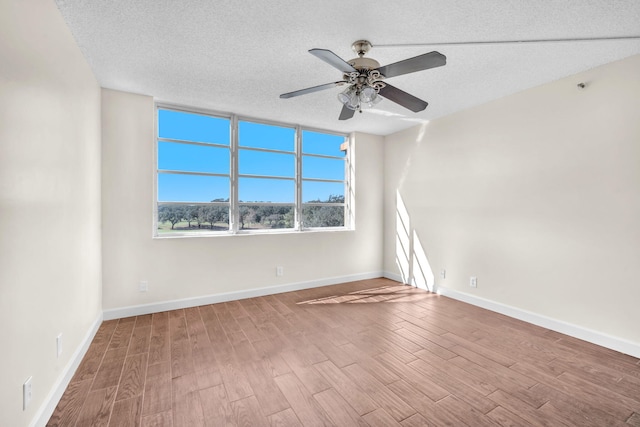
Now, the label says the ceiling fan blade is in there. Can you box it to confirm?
[378,83,428,112]
[280,81,344,99]
[309,48,357,73]
[338,105,356,121]
[377,51,446,79]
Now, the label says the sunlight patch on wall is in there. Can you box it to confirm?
[412,230,435,291]
[397,121,430,189]
[347,135,356,227]
[395,190,411,283]
[416,121,429,143]
[395,190,435,291]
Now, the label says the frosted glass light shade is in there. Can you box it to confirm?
[360,86,377,103]
[338,86,360,110]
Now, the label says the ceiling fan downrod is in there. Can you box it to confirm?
[351,40,372,57]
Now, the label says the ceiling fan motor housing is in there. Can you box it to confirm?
[348,40,381,71]
[348,57,381,71]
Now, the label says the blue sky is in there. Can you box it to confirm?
[157,109,346,203]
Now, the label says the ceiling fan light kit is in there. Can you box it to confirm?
[280,40,446,120]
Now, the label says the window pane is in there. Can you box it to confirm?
[239,121,295,151]
[158,109,229,145]
[302,130,346,157]
[158,142,229,174]
[239,150,294,177]
[239,205,294,230]
[157,204,229,233]
[239,177,294,203]
[302,205,345,228]
[302,181,344,203]
[158,173,229,202]
[302,156,344,180]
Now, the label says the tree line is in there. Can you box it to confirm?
[158,195,345,230]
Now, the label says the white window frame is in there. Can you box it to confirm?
[153,103,353,237]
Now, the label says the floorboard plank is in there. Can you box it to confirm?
[199,384,234,427]
[436,395,497,427]
[140,411,173,427]
[75,386,117,427]
[172,374,205,427]
[71,321,119,383]
[91,347,128,391]
[280,349,331,394]
[251,338,293,378]
[141,362,172,417]
[362,408,403,426]
[407,357,498,413]
[387,379,469,426]
[230,395,266,426]
[148,312,170,366]
[108,317,136,350]
[242,359,290,416]
[46,379,92,427]
[343,363,416,421]
[109,396,142,427]
[486,405,535,426]
[313,360,378,416]
[340,342,400,385]
[274,373,334,427]
[400,413,431,427]
[268,408,302,427]
[376,352,450,402]
[116,353,148,401]
[487,389,572,427]
[313,388,369,426]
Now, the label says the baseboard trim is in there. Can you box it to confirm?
[31,312,103,427]
[383,271,404,283]
[436,286,640,359]
[104,271,385,320]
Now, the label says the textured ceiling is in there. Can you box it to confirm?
[55,0,640,135]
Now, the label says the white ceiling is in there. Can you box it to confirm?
[55,0,640,136]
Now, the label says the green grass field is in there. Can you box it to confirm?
[157,220,229,233]
[157,220,279,233]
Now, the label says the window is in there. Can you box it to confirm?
[155,105,351,236]
[302,130,347,228]
[238,121,296,230]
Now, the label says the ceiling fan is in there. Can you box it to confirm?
[280,40,446,120]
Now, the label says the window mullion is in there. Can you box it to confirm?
[238,174,295,181]
[346,133,353,228]
[301,177,345,184]
[158,137,229,149]
[230,115,239,233]
[158,170,229,178]
[295,125,303,231]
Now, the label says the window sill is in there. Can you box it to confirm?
[152,227,354,239]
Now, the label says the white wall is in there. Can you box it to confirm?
[0,0,103,425]
[101,89,384,313]
[384,55,640,351]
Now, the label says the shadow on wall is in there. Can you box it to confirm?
[395,190,435,291]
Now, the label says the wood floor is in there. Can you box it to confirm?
[48,278,640,426]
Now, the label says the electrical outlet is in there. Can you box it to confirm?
[139,281,148,292]
[56,334,63,358]
[276,266,284,277]
[440,269,446,279]
[470,276,477,288]
[23,377,32,410]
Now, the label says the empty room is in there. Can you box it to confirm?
[2,0,640,426]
